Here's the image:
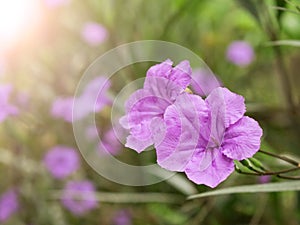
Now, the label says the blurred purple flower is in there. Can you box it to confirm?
[74,76,111,119]
[112,210,132,225]
[259,175,271,184]
[0,84,18,122]
[44,0,70,8]
[85,125,99,140]
[226,41,255,66]
[81,22,108,46]
[99,127,122,155]
[52,76,111,123]
[120,59,192,152]
[0,189,19,222]
[51,97,74,122]
[44,146,80,179]
[61,180,98,216]
[190,68,222,96]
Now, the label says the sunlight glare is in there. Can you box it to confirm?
[0,0,41,50]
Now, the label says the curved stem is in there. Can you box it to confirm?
[258,150,300,167]
[277,175,300,180]
[236,166,300,176]
[237,150,300,180]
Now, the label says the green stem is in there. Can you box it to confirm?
[261,1,296,113]
[277,175,300,180]
[236,165,300,176]
[258,149,300,167]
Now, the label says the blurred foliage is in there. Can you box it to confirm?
[1,0,300,224]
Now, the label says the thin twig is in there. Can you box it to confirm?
[277,175,300,180]
[284,0,300,12]
[236,166,300,176]
[258,150,300,167]
[271,6,300,15]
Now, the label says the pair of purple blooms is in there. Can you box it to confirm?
[120,59,263,188]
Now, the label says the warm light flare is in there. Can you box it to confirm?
[0,0,41,51]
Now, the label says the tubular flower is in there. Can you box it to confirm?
[121,60,263,188]
[120,59,192,152]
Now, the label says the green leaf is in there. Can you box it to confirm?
[187,181,300,200]
[266,40,300,47]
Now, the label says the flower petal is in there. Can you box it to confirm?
[206,91,226,147]
[125,134,153,153]
[185,148,234,188]
[146,59,173,78]
[125,89,168,125]
[124,118,154,152]
[150,117,166,146]
[119,115,129,129]
[222,116,263,160]
[122,88,170,152]
[206,87,246,128]
[169,60,192,89]
[155,93,206,172]
[126,94,169,137]
[190,68,222,96]
[144,76,183,102]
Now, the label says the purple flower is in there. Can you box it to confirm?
[155,87,262,187]
[226,41,255,66]
[0,84,18,122]
[74,76,111,118]
[190,68,222,96]
[44,0,70,8]
[51,97,74,122]
[81,22,108,46]
[51,76,110,122]
[85,125,99,140]
[0,189,19,222]
[112,210,132,225]
[120,59,192,152]
[259,175,271,184]
[99,127,122,155]
[152,93,206,172]
[121,60,263,188]
[61,180,98,216]
[44,146,80,179]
